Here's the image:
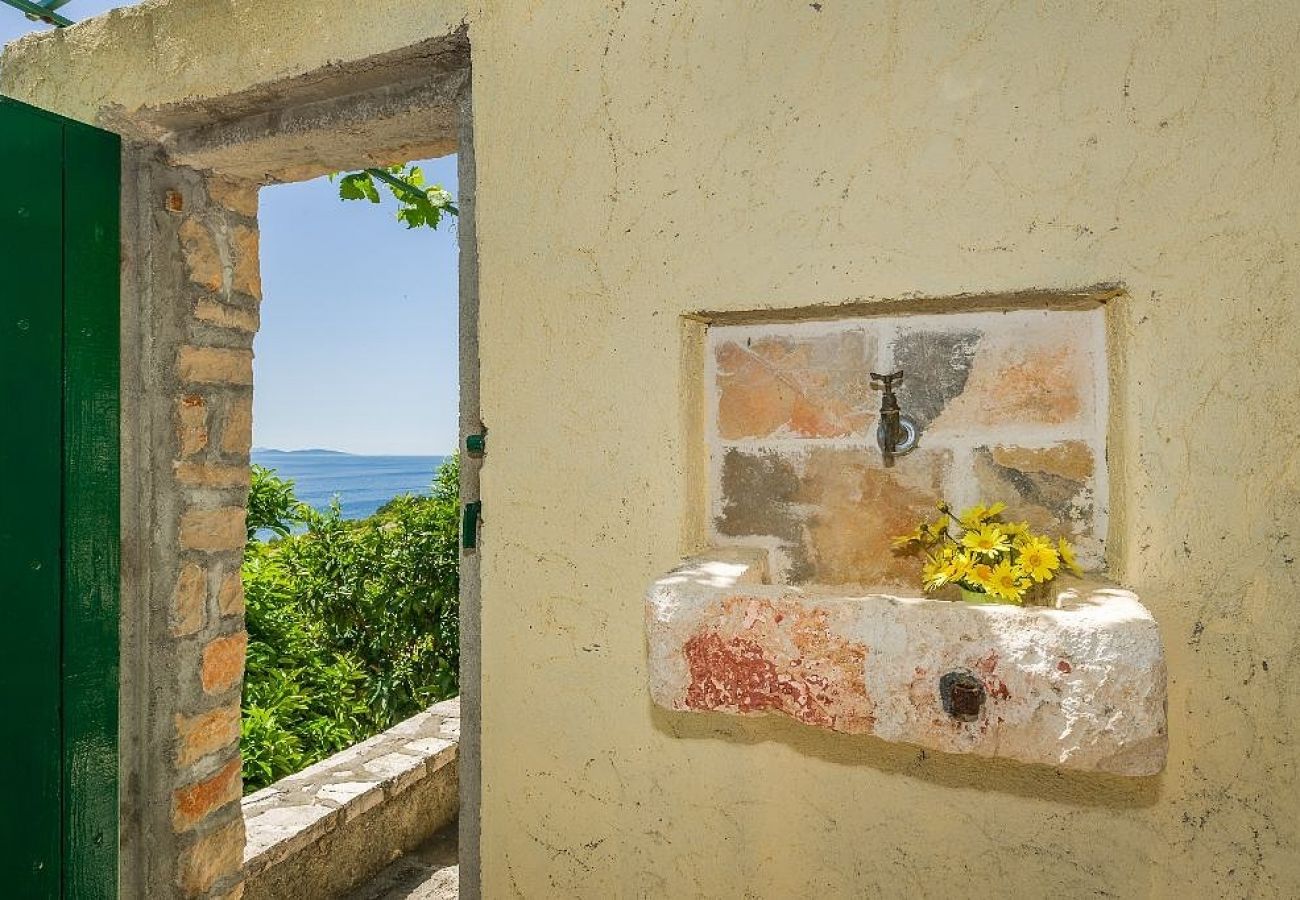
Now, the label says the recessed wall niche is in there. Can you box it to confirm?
[705,305,1109,586]
[649,298,1165,776]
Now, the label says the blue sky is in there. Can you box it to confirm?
[3,2,461,456]
[256,160,459,455]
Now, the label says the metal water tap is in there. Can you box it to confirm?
[870,370,919,464]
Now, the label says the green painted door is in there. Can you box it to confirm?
[0,97,120,898]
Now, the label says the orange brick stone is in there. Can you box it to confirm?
[715,330,873,439]
[194,298,259,334]
[988,441,1094,482]
[178,347,253,386]
[172,563,207,636]
[176,705,241,767]
[173,756,242,831]
[924,323,1094,432]
[174,461,251,490]
[178,817,245,895]
[207,176,259,217]
[217,572,244,617]
[973,442,1097,551]
[178,394,209,457]
[200,632,247,695]
[180,507,247,552]
[230,225,261,300]
[178,217,222,292]
[220,394,253,455]
[715,446,948,586]
[796,447,949,586]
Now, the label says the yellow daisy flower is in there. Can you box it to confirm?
[946,552,975,583]
[961,524,1010,558]
[891,526,926,550]
[1002,520,1032,543]
[958,502,1006,529]
[922,554,954,591]
[966,562,994,590]
[1017,538,1061,583]
[987,560,1030,603]
[1058,538,1083,576]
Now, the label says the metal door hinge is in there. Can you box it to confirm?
[462,501,482,550]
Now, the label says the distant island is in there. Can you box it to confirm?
[249,448,449,520]
[252,448,449,458]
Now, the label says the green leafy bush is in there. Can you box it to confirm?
[246,463,309,539]
[241,458,460,790]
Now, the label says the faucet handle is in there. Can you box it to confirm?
[870,370,904,390]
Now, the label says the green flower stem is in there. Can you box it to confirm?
[364,167,431,205]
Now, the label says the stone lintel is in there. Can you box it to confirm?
[0,0,468,135]
[647,552,1167,776]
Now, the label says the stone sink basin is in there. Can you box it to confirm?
[646,549,1167,776]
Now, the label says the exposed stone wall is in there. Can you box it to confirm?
[131,159,261,899]
[172,173,260,899]
[708,306,1108,585]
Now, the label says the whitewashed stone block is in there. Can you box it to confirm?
[647,550,1167,776]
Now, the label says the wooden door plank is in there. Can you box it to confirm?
[62,118,121,899]
[0,99,66,897]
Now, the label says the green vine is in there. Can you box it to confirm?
[332,164,458,230]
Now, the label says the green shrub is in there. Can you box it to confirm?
[241,458,460,790]
[246,463,309,539]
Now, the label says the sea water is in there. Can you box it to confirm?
[251,449,448,520]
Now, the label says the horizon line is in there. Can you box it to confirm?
[252,446,454,457]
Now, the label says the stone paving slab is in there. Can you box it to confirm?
[345,827,458,900]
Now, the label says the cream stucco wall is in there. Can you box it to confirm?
[4,1,1298,896]
[468,2,1298,896]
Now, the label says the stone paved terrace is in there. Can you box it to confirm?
[346,828,458,900]
[242,698,460,898]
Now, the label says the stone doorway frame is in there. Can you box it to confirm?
[3,15,481,899]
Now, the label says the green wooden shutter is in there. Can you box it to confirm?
[0,96,120,898]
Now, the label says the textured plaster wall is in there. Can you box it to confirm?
[466,2,1298,896]
[2,0,1298,897]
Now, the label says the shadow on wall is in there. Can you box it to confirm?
[649,703,1161,810]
